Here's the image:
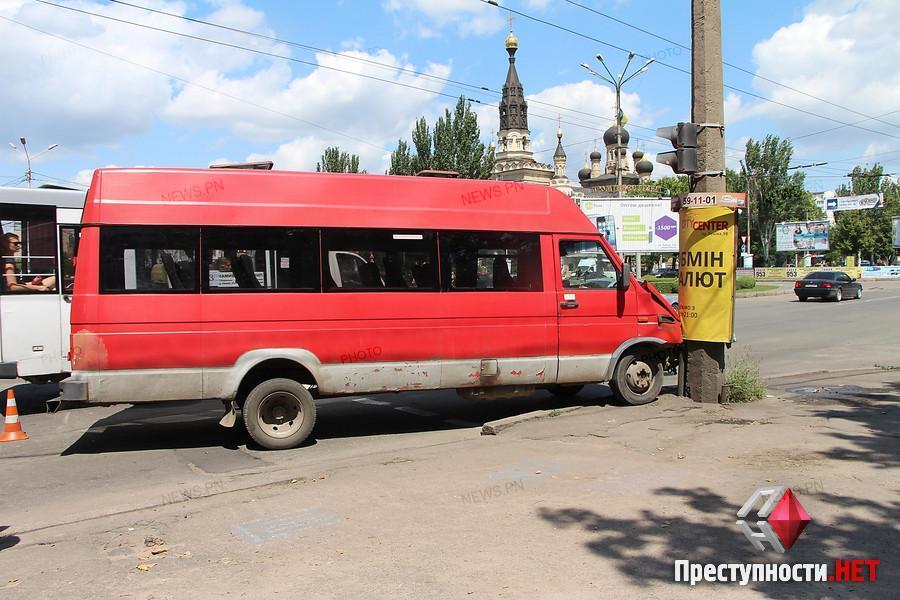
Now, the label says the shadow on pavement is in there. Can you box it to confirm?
[60,384,627,454]
[0,525,19,552]
[538,487,897,599]
[798,379,899,470]
[0,383,60,416]
[61,400,243,455]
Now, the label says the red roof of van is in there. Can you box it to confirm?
[83,168,596,234]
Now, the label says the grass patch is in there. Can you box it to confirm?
[737,283,778,294]
[548,409,562,418]
[875,364,899,371]
[725,354,766,403]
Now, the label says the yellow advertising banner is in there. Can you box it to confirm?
[678,207,736,342]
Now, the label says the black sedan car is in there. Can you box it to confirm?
[794,271,862,302]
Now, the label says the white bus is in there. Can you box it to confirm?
[0,186,84,383]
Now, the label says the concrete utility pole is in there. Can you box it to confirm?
[685,0,728,402]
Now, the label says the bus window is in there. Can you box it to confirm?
[1,205,58,294]
[440,231,542,291]
[202,227,319,291]
[560,240,618,289]
[100,226,199,293]
[60,226,80,294]
[323,229,437,291]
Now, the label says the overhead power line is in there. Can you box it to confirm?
[1,15,394,153]
[562,0,900,131]
[479,0,900,141]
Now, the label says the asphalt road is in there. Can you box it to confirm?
[733,280,900,377]
[1,282,897,598]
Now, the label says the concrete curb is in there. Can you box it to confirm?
[481,406,584,435]
[736,289,792,298]
[763,367,889,385]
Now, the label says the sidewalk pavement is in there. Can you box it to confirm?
[1,369,895,599]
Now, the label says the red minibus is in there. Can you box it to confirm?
[61,168,681,449]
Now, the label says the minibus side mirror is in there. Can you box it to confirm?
[619,263,631,291]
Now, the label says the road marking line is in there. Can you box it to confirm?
[394,406,437,417]
[351,398,390,406]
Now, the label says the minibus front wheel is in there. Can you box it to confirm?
[242,378,317,450]
[609,348,663,406]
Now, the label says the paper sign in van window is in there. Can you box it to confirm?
[392,234,424,240]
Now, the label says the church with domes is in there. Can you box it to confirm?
[491,26,654,201]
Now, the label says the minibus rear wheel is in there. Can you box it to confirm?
[610,349,663,406]
[242,378,317,450]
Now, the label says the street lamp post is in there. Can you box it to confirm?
[8,137,58,188]
[581,53,654,196]
[581,53,653,275]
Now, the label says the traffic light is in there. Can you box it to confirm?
[656,122,699,174]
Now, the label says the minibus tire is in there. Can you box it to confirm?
[610,350,663,406]
[242,378,316,450]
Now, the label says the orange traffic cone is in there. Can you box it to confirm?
[0,389,28,442]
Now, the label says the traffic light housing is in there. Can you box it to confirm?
[656,122,699,174]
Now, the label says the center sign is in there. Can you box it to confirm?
[677,205,737,343]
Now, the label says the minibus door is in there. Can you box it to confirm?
[554,235,637,384]
[57,219,81,374]
[0,204,65,380]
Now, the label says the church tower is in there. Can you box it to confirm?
[492,23,553,184]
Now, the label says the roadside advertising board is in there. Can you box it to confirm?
[775,221,830,252]
[861,265,900,279]
[580,198,679,253]
[825,193,882,212]
[678,207,736,343]
[754,266,861,280]
[893,215,900,248]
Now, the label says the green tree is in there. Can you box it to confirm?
[830,164,900,262]
[388,140,413,176]
[316,146,365,173]
[389,96,494,179]
[654,175,690,196]
[742,135,817,265]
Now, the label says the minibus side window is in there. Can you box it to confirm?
[559,240,618,290]
[322,229,437,291]
[100,227,199,293]
[202,227,319,292]
[59,226,80,295]
[1,204,58,294]
[440,231,542,292]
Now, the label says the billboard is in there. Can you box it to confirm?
[775,221,830,252]
[580,198,679,252]
[893,216,900,249]
[825,193,882,212]
[678,207,736,343]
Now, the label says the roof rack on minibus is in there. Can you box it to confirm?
[415,170,459,178]
[209,161,274,170]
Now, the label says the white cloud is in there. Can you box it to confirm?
[746,0,900,159]
[384,0,505,38]
[0,0,453,175]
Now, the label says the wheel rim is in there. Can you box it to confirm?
[256,391,304,439]
[624,359,654,395]
[836,289,842,300]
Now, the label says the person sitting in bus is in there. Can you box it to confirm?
[2,233,55,292]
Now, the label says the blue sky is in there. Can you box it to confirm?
[2,0,898,192]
